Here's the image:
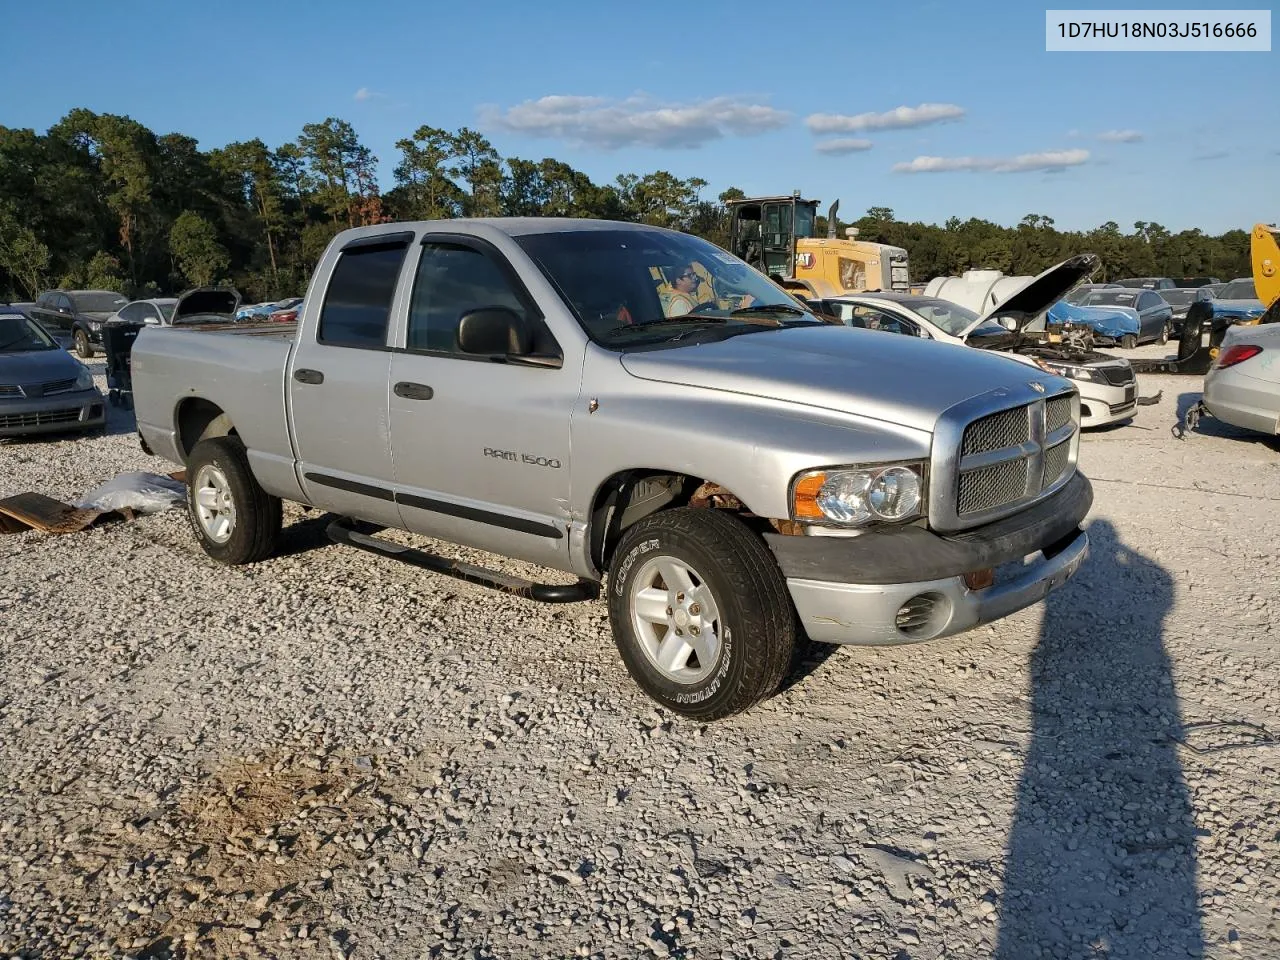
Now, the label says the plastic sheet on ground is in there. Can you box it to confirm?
[73,470,187,514]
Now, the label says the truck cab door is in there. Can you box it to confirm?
[386,236,574,570]
[286,232,414,527]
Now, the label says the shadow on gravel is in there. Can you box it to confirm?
[275,511,343,558]
[776,636,844,694]
[996,519,1204,959]
[1175,391,1278,450]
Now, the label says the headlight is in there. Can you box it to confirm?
[89,320,102,331]
[792,462,925,526]
[74,368,94,391]
[1034,358,1101,383]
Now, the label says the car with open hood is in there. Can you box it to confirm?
[0,306,105,438]
[810,255,1142,428]
[129,218,1093,720]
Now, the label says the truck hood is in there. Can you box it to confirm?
[619,326,1063,433]
[173,286,241,324]
[958,254,1101,341]
[0,346,85,385]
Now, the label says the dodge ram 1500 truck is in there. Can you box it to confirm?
[131,218,1092,719]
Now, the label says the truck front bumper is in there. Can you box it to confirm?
[766,473,1092,645]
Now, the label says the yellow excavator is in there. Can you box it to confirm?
[1252,221,1279,323]
[724,193,911,297]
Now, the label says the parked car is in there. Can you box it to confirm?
[0,305,105,438]
[1069,288,1173,347]
[131,218,1092,719]
[268,298,304,323]
[1207,278,1268,323]
[1172,277,1220,288]
[111,298,179,326]
[1111,277,1176,290]
[1159,287,1218,338]
[234,301,280,321]
[1191,322,1280,437]
[29,289,129,358]
[1203,282,1229,298]
[1049,286,1144,344]
[811,255,1140,428]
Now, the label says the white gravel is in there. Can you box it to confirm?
[1,351,1278,959]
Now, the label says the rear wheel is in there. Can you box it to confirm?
[74,329,94,358]
[607,507,795,720]
[1120,334,1138,350]
[185,436,281,565]
[1158,322,1170,345]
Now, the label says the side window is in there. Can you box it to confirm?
[317,240,410,348]
[116,303,137,321]
[407,243,528,354]
[845,305,914,336]
[1139,293,1156,310]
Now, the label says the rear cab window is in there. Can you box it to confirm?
[317,236,412,348]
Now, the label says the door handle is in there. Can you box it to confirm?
[294,368,324,385]
[394,381,434,400]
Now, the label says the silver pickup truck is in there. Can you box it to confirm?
[131,218,1092,719]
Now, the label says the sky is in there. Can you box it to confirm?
[2,0,1275,234]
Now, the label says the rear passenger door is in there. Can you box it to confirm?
[287,232,414,527]
[386,235,574,569]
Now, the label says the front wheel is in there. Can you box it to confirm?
[74,329,94,358]
[607,507,796,720]
[1120,334,1138,350]
[185,436,282,565]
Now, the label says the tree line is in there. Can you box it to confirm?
[0,109,1253,304]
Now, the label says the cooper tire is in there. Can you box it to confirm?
[185,436,281,565]
[1120,334,1138,350]
[607,507,795,720]
[74,329,94,358]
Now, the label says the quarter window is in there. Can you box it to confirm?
[407,243,528,354]
[317,240,410,348]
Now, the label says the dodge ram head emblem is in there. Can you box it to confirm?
[1029,381,1046,393]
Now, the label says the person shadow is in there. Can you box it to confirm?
[995,518,1204,959]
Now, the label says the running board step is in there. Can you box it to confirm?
[325,517,600,604]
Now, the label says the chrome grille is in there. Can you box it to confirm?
[1042,439,1071,488]
[1098,364,1135,387]
[42,377,79,395]
[1046,396,1072,433]
[0,384,19,398]
[931,383,1081,532]
[962,407,1029,455]
[958,458,1029,515]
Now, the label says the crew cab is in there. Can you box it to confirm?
[131,219,1092,719]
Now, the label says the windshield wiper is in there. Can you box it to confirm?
[604,316,730,338]
[730,303,806,317]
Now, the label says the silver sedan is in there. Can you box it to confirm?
[1199,323,1280,437]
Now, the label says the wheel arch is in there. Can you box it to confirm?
[586,469,787,573]
[175,397,238,462]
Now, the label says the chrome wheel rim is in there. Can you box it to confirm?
[193,464,236,544]
[629,555,722,684]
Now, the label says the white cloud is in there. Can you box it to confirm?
[805,103,965,134]
[893,149,1091,174]
[1193,150,1229,161]
[814,138,874,155]
[353,87,386,102]
[483,94,789,149]
[1097,129,1143,143]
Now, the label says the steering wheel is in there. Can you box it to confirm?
[685,300,722,315]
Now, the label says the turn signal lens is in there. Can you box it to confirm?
[792,473,828,520]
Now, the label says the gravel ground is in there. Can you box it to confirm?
[1,347,1278,960]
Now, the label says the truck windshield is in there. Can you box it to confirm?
[515,228,824,349]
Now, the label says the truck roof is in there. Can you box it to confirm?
[335,217,686,242]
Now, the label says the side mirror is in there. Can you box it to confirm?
[457,306,532,356]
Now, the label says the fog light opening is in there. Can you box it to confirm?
[895,591,953,640]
